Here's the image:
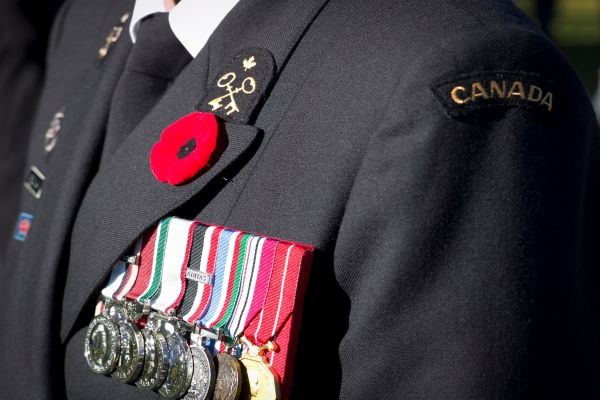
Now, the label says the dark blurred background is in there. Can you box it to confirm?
[516,0,600,95]
[0,0,64,255]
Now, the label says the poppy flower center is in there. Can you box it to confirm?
[177,138,197,160]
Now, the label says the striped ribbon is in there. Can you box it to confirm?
[177,224,278,344]
[262,243,313,398]
[178,225,223,324]
[98,217,196,316]
[177,224,208,320]
[96,216,315,400]
[150,218,197,314]
[212,232,253,331]
[138,217,172,303]
[244,243,307,359]
[238,238,278,334]
[101,261,128,299]
[217,234,277,351]
[125,222,161,303]
[99,218,311,345]
[200,229,239,329]
[97,261,128,315]
[112,238,143,301]
[228,237,277,338]
[225,237,260,340]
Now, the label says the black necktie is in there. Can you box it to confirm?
[102,12,192,164]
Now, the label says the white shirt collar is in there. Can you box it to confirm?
[129,0,165,44]
[129,0,240,58]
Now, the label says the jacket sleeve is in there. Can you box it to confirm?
[330,27,600,399]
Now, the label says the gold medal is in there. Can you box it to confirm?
[239,338,280,400]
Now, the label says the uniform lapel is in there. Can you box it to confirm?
[61,0,331,341]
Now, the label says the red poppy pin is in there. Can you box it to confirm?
[150,111,219,185]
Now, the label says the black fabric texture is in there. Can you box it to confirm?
[0,1,135,398]
[0,0,598,399]
[0,0,63,255]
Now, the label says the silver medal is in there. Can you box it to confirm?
[135,328,170,390]
[111,320,145,383]
[84,313,121,375]
[183,341,216,400]
[158,332,194,399]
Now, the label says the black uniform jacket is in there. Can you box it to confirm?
[1,0,599,399]
[0,0,63,252]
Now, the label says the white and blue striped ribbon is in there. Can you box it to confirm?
[200,229,237,327]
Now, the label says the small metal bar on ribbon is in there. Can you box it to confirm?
[178,225,223,324]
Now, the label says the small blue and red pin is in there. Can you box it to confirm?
[14,212,33,242]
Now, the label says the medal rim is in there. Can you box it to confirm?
[158,332,194,399]
[135,329,170,390]
[183,343,216,400]
[111,320,145,383]
[213,352,243,400]
[84,313,121,375]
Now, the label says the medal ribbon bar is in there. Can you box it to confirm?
[88,217,314,400]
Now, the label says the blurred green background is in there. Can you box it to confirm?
[515,0,600,95]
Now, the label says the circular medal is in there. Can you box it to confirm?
[183,343,216,400]
[239,354,281,400]
[111,321,145,383]
[158,332,194,399]
[135,329,170,390]
[84,314,121,375]
[213,353,243,400]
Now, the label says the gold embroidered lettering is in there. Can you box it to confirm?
[541,92,553,112]
[527,85,543,102]
[444,78,553,113]
[471,82,490,101]
[451,86,470,104]
[508,81,526,99]
[490,80,506,98]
